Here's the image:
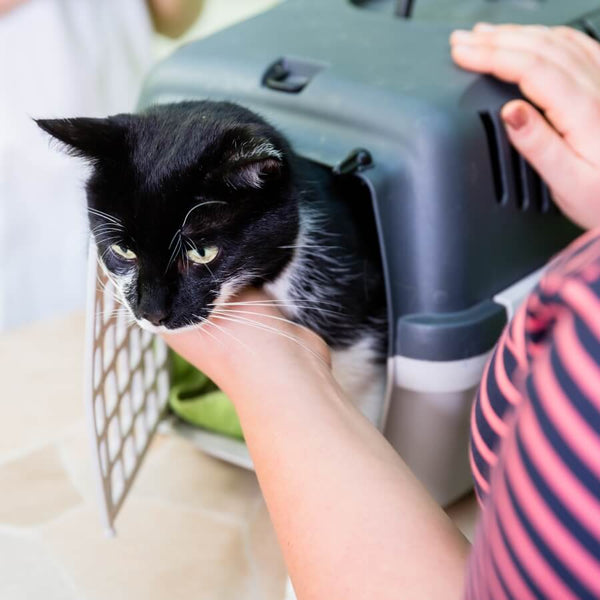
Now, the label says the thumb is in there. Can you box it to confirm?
[500,100,587,204]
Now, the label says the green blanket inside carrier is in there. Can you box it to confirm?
[169,353,243,440]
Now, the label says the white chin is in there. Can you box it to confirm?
[136,319,203,334]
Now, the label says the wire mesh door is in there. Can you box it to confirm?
[84,244,170,535]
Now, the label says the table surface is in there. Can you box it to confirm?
[0,311,478,600]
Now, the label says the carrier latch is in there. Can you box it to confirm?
[262,57,325,94]
[333,148,373,176]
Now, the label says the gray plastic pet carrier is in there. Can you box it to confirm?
[86,0,599,534]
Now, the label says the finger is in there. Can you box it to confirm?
[451,26,592,86]
[500,99,597,225]
[451,43,598,141]
[450,42,569,108]
[553,26,600,70]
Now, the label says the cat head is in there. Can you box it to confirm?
[37,101,300,332]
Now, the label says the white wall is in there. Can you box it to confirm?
[0,0,279,332]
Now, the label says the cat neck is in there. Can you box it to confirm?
[264,191,386,351]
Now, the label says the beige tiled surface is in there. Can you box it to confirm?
[131,436,263,519]
[0,445,82,527]
[0,311,478,600]
[0,530,78,600]
[0,313,287,600]
[0,315,85,460]
[41,501,254,600]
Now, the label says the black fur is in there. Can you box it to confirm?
[37,101,386,355]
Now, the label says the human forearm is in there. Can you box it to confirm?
[164,294,469,599]
[225,361,469,600]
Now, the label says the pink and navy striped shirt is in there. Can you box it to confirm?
[466,228,600,599]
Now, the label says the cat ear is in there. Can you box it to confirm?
[223,140,284,190]
[35,117,127,161]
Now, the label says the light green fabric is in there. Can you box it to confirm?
[168,353,243,440]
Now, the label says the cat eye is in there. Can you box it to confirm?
[187,246,219,265]
[110,244,137,261]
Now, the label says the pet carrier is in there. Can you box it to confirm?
[86,0,600,534]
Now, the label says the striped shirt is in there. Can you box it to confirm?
[466,228,600,599]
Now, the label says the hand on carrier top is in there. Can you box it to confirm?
[450,23,600,230]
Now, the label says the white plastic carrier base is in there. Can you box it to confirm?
[85,243,544,534]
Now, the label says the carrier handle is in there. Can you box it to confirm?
[263,61,309,93]
[395,0,415,18]
[347,0,415,18]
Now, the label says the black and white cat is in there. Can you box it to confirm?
[37,101,388,424]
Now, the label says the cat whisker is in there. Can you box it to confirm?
[99,247,117,264]
[193,327,220,348]
[91,227,123,238]
[90,220,122,230]
[181,201,227,230]
[165,234,182,273]
[211,301,342,318]
[209,298,339,307]
[97,268,119,292]
[95,270,129,313]
[93,230,122,239]
[94,308,126,318]
[93,237,122,247]
[198,323,225,347]
[211,307,311,333]
[168,228,181,250]
[184,317,223,347]
[95,274,109,292]
[194,314,252,351]
[202,260,216,282]
[104,297,129,313]
[278,244,344,251]
[96,264,112,286]
[88,207,123,226]
[183,237,198,273]
[209,299,343,315]
[94,239,120,249]
[94,301,130,315]
[190,314,252,351]
[94,238,121,249]
[211,313,327,366]
[93,299,132,326]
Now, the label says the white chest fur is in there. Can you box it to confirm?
[265,262,386,427]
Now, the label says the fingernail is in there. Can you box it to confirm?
[451,29,473,43]
[475,22,496,32]
[451,45,472,56]
[502,105,528,131]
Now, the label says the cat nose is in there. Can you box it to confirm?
[141,309,169,326]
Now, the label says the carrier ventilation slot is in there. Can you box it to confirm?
[575,13,600,41]
[581,20,599,40]
[479,111,551,214]
[479,112,505,204]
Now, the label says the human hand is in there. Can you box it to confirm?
[161,289,330,396]
[0,0,29,15]
[450,23,600,230]
[147,0,203,38]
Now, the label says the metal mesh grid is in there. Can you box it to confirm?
[84,244,170,534]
